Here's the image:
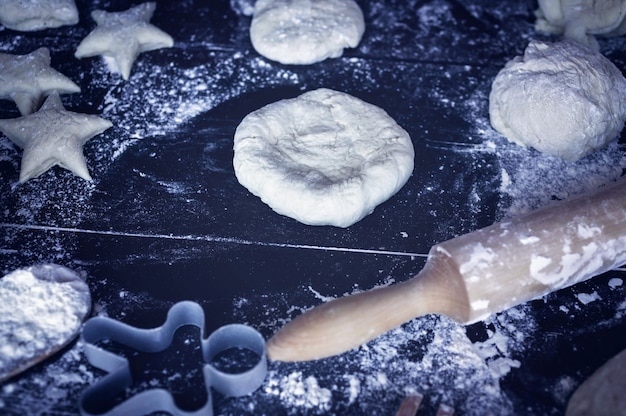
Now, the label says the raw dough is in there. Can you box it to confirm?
[489,40,626,161]
[0,264,91,382]
[566,347,626,415]
[535,0,626,50]
[75,2,174,80]
[0,0,78,31]
[0,91,112,182]
[250,0,365,65]
[0,47,80,115]
[233,88,414,227]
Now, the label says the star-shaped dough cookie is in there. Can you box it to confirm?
[0,47,81,115]
[75,2,174,80]
[0,92,112,183]
[0,0,78,31]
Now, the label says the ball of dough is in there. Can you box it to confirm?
[489,40,626,161]
[250,0,365,65]
[233,88,414,227]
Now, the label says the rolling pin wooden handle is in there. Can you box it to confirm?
[265,249,470,362]
[267,179,626,362]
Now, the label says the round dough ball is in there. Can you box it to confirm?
[489,40,626,161]
[250,0,365,65]
[233,88,414,227]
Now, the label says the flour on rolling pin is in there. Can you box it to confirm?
[441,182,626,323]
[267,178,626,361]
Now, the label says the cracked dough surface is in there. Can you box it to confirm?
[489,40,626,161]
[250,0,365,65]
[233,88,414,228]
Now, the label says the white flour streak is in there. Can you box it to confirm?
[0,223,428,258]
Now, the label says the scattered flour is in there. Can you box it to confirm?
[92,50,301,174]
[0,346,96,414]
[264,371,333,412]
[230,0,255,16]
[231,283,516,415]
[0,2,625,416]
[576,291,602,305]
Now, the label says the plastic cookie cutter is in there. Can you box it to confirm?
[78,300,267,416]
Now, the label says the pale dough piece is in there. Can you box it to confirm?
[566,347,626,415]
[250,0,365,65]
[535,0,626,49]
[0,0,78,31]
[0,47,80,116]
[74,2,174,80]
[233,88,414,227]
[0,264,91,382]
[0,92,113,182]
[489,40,626,161]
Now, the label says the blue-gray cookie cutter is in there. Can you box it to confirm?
[78,300,267,416]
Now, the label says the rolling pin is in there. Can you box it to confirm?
[267,178,626,361]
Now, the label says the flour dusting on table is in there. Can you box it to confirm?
[228,281,516,415]
[1,1,625,415]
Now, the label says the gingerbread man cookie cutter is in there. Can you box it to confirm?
[78,301,267,416]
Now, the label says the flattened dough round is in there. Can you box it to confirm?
[489,40,626,161]
[0,264,91,382]
[233,88,414,227]
[250,0,365,65]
